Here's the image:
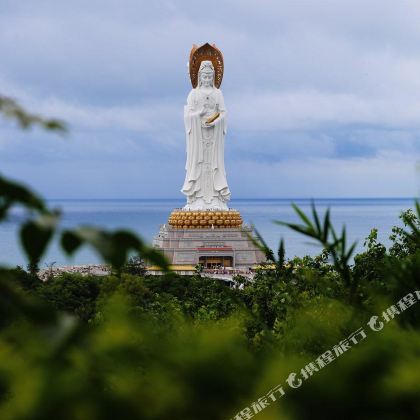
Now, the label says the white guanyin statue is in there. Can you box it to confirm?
[181,58,231,210]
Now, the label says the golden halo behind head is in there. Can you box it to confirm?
[189,43,224,89]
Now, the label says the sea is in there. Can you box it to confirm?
[0,198,415,268]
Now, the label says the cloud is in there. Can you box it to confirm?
[228,151,419,198]
[229,90,420,130]
[2,150,417,199]
[1,0,420,197]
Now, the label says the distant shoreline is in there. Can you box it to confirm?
[2,198,414,267]
[38,264,110,280]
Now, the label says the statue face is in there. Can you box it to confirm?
[200,71,214,88]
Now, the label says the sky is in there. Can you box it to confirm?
[1,0,420,199]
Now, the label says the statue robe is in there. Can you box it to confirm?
[181,87,231,210]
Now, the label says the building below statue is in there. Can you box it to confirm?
[152,212,265,271]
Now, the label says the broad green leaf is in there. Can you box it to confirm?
[61,226,168,270]
[20,212,60,264]
[140,247,169,271]
[0,174,46,220]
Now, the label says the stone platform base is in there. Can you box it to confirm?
[152,224,266,270]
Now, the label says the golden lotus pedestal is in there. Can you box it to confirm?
[168,209,243,229]
[152,209,266,272]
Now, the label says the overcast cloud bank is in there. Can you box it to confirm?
[1,0,420,198]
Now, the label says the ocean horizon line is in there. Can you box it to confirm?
[44,197,416,202]
[3,196,415,266]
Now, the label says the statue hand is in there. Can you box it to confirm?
[199,106,208,117]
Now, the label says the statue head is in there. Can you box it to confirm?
[198,60,215,88]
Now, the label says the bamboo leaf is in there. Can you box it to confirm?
[322,208,331,243]
[274,221,317,238]
[292,203,313,228]
[247,227,275,262]
[277,238,285,268]
[311,201,322,234]
[345,241,358,261]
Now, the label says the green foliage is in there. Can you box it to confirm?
[37,273,101,321]
[2,202,420,419]
[0,95,66,132]
[61,227,168,272]
[353,228,387,290]
[1,172,168,273]
[121,255,146,276]
[282,329,420,420]
[276,202,358,298]
[389,207,420,258]
[26,260,40,279]
[143,274,243,321]
[12,265,40,291]
[249,227,287,278]
[0,100,168,273]
[2,96,420,419]
[0,174,47,221]
[20,212,60,266]
[195,263,204,275]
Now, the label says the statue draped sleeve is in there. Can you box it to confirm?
[182,89,203,195]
